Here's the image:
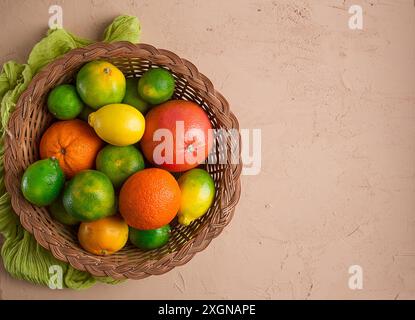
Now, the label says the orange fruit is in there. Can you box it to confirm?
[78,215,128,256]
[39,119,104,178]
[119,168,181,230]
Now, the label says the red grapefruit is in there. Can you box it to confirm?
[140,100,213,172]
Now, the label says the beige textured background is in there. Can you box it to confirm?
[0,0,414,300]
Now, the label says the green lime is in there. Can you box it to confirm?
[49,192,79,225]
[47,84,84,120]
[78,105,95,122]
[63,170,115,221]
[138,68,175,104]
[129,225,171,250]
[21,158,65,206]
[122,78,150,114]
[96,145,145,188]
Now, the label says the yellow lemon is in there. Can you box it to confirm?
[88,104,145,146]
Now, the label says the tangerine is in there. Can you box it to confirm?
[78,215,128,255]
[39,119,104,178]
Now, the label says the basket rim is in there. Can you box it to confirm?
[4,42,242,280]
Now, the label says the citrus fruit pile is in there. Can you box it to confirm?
[20,60,216,256]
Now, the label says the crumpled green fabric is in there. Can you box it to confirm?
[0,15,140,289]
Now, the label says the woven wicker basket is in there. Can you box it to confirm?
[3,42,241,280]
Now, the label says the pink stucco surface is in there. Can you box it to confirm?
[0,0,414,299]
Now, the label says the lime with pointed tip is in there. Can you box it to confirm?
[177,168,215,226]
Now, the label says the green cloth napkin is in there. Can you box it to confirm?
[0,15,141,289]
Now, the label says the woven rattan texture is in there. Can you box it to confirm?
[4,42,241,279]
